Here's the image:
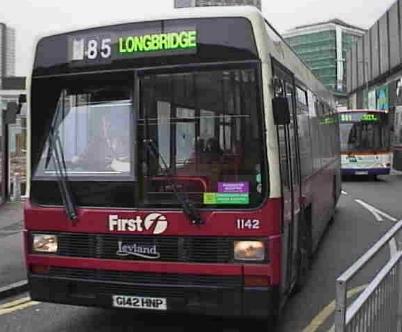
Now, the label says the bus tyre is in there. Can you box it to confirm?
[293,211,311,294]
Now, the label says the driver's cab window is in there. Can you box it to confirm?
[34,76,133,178]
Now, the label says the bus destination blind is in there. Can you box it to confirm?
[68,29,197,64]
[339,113,380,123]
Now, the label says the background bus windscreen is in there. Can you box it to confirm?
[339,112,390,152]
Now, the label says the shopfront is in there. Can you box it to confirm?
[0,76,26,202]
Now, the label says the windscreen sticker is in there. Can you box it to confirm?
[218,182,249,193]
[203,193,249,205]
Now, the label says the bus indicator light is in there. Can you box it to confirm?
[244,275,271,287]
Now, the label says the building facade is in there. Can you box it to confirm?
[284,19,365,107]
[0,24,15,79]
[0,77,26,203]
[345,0,402,170]
[346,0,401,109]
[174,0,261,10]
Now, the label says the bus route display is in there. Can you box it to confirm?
[69,30,197,63]
[33,18,259,76]
[339,112,381,123]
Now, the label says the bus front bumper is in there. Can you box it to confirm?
[28,274,279,319]
[341,168,390,176]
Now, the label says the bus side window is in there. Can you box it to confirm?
[285,82,300,185]
[296,86,313,179]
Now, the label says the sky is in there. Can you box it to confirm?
[0,0,396,76]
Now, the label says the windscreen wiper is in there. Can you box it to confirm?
[143,138,203,226]
[46,127,78,222]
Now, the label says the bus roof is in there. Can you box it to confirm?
[35,6,262,39]
[338,109,389,113]
[32,5,333,107]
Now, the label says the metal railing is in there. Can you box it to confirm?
[335,220,402,332]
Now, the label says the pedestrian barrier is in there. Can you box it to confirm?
[335,220,402,332]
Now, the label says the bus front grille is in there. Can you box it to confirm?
[56,233,233,263]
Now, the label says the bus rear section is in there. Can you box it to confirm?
[339,110,391,177]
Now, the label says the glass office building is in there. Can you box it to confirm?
[0,23,15,79]
[284,19,365,106]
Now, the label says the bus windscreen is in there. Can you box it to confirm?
[339,113,390,152]
[31,66,267,208]
[34,74,133,179]
[139,67,266,208]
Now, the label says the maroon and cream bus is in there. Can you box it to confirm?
[24,6,340,326]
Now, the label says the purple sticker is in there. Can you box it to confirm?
[218,182,249,193]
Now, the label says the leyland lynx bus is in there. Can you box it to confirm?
[339,109,391,178]
[24,6,340,325]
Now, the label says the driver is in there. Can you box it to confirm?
[71,113,130,173]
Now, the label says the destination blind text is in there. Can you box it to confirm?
[118,30,197,54]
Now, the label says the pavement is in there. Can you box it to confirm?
[0,201,26,291]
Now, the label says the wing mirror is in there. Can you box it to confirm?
[272,96,290,125]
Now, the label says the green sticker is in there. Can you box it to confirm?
[203,193,217,205]
[203,193,249,205]
[216,193,249,204]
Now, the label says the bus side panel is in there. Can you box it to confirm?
[394,146,402,171]
[301,158,339,252]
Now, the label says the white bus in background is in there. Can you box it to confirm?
[339,109,392,179]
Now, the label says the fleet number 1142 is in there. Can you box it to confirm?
[236,219,260,230]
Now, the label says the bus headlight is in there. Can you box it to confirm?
[32,234,58,254]
[234,240,265,261]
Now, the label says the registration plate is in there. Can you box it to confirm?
[355,171,368,175]
[112,295,167,310]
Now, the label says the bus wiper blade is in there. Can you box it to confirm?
[48,129,78,222]
[143,139,203,226]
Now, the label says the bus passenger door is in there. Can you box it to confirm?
[272,61,301,294]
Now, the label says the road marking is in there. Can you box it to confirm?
[0,297,31,309]
[341,190,348,195]
[306,200,401,331]
[302,284,367,332]
[354,199,397,223]
[354,199,399,256]
[389,238,398,257]
[0,300,39,316]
